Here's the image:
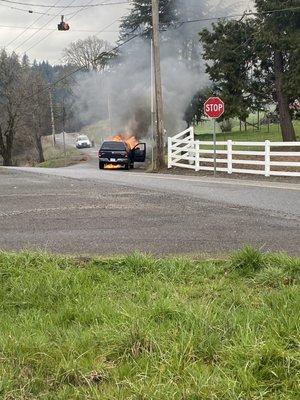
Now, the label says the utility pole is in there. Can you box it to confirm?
[62,101,66,166]
[107,79,113,136]
[49,87,56,146]
[151,0,165,169]
[150,38,156,170]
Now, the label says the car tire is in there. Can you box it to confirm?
[99,162,104,170]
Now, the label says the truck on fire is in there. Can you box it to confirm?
[98,140,146,170]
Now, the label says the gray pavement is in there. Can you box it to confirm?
[0,165,299,256]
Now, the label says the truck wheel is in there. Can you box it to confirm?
[99,162,104,170]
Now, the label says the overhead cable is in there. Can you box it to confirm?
[14,0,79,51]
[6,0,61,47]
[22,0,100,52]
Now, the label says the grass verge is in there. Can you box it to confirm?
[37,154,88,168]
[0,248,299,399]
[39,136,88,168]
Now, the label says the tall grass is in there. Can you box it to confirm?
[0,249,299,399]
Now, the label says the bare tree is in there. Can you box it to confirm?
[63,36,114,72]
[0,50,26,166]
[0,50,51,166]
[25,71,50,163]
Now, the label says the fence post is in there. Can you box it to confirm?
[265,140,270,177]
[195,141,200,171]
[167,137,172,169]
[227,140,233,174]
[190,126,195,141]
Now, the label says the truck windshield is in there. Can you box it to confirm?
[101,141,126,151]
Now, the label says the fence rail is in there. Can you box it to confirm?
[167,131,300,177]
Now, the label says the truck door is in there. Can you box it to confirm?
[133,143,146,162]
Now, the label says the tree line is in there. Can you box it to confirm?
[0,53,83,166]
[0,35,113,166]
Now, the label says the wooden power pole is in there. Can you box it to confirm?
[49,87,56,147]
[151,0,165,169]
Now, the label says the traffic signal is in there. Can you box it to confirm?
[58,16,70,31]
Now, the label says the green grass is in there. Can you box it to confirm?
[38,137,86,168]
[0,249,299,399]
[37,153,88,168]
[195,119,300,142]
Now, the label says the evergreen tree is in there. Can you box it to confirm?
[254,0,299,140]
[200,19,259,122]
[200,1,300,141]
[119,0,177,39]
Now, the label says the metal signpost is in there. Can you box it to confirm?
[204,97,225,176]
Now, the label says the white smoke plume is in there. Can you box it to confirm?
[72,0,245,140]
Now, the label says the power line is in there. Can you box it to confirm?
[19,4,300,98]
[14,0,79,52]
[0,0,129,7]
[45,5,300,85]
[0,2,66,15]
[0,0,129,16]
[176,6,300,26]
[22,31,140,104]
[0,24,118,32]
[6,0,61,47]
[21,0,100,53]
[54,17,120,65]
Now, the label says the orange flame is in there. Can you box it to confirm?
[111,133,138,150]
[105,164,121,170]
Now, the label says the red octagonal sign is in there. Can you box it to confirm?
[204,97,225,119]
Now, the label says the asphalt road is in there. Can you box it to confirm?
[0,164,299,256]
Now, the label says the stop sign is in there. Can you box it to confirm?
[204,97,225,118]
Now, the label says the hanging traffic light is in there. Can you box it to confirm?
[58,15,70,31]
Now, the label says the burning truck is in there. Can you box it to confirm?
[98,134,146,170]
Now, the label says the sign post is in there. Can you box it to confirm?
[204,97,225,177]
[213,119,216,176]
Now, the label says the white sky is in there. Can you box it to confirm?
[0,0,253,64]
[0,0,129,63]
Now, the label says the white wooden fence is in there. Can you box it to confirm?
[167,127,300,177]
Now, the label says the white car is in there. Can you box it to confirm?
[76,135,92,149]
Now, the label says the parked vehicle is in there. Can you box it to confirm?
[98,141,146,170]
[76,135,92,149]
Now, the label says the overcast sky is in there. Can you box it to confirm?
[0,0,129,63]
[0,0,253,64]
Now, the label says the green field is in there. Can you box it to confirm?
[195,120,300,142]
[0,249,299,399]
